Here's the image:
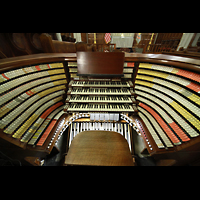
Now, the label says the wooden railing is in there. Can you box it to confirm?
[143,43,179,53]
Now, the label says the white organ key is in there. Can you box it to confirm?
[127,124,131,151]
[124,123,127,140]
[97,122,100,130]
[98,104,101,111]
[69,123,73,146]
[117,123,120,134]
[104,123,107,130]
[77,122,80,134]
[80,122,83,132]
[72,122,75,138]
[86,122,88,130]
[82,104,87,111]
[112,123,115,132]
[74,122,77,136]
[92,122,95,130]
[103,122,106,130]
[114,123,117,132]
[117,123,120,132]
[90,105,94,111]
[96,122,99,130]
[120,123,123,136]
[111,122,114,131]
[93,122,96,130]
[114,105,118,111]
[91,122,94,130]
[107,123,110,131]
[89,122,92,130]
[100,122,103,130]
[83,122,85,131]
[95,122,98,130]
[98,122,101,130]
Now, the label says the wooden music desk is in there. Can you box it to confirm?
[64,130,134,166]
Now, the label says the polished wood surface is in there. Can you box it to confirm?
[125,52,200,65]
[1,52,200,72]
[64,131,134,166]
[125,53,200,73]
[0,53,77,71]
[77,52,125,76]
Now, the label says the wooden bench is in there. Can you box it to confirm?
[64,130,134,166]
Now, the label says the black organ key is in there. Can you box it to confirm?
[69,104,74,108]
[122,81,126,85]
[117,89,121,93]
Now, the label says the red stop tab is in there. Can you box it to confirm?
[127,63,134,67]
[35,65,41,71]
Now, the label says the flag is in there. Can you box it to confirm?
[136,33,141,44]
[104,33,111,44]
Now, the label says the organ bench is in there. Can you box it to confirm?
[0,52,200,165]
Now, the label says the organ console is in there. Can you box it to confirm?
[63,52,137,160]
[1,52,200,165]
